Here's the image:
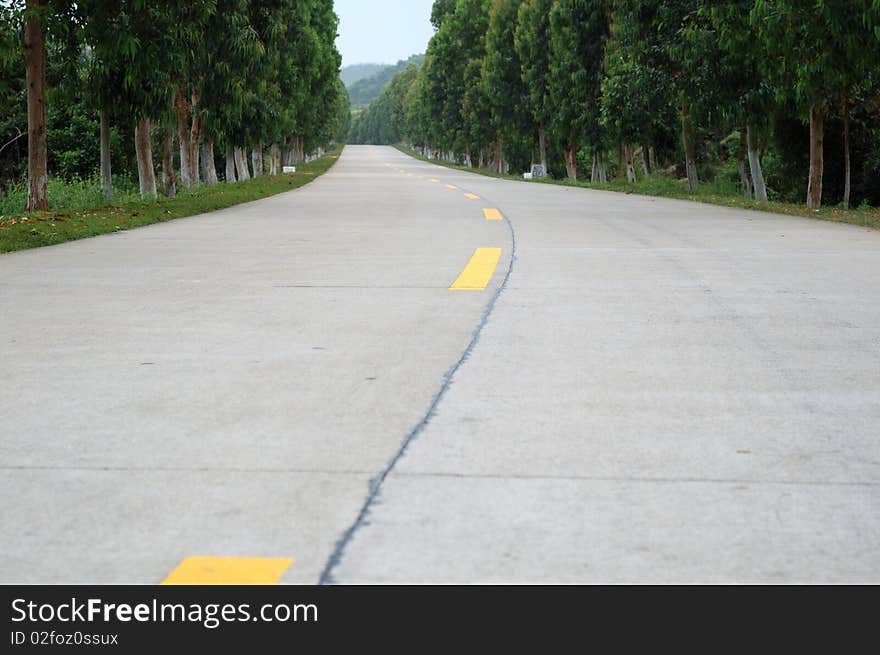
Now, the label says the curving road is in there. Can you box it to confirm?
[1,145,878,583]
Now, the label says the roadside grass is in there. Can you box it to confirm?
[0,146,342,253]
[395,145,880,231]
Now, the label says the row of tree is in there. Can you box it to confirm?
[1,0,348,211]
[350,0,880,209]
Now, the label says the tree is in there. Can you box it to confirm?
[483,0,530,174]
[705,2,773,201]
[601,36,673,183]
[548,0,611,180]
[24,0,49,210]
[420,0,490,162]
[752,1,878,208]
[515,0,553,170]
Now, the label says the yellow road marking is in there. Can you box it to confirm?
[450,248,503,291]
[464,193,480,200]
[483,208,503,221]
[162,557,294,585]
[445,184,458,190]
[430,179,440,183]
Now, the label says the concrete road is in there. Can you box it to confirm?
[1,145,878,584]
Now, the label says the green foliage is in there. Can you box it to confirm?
[514,0,553,133]
[548,0,610,151]
[349,65,420,144]
[751,1,877,115]
[1,0,348,210]
[483,0,530,138]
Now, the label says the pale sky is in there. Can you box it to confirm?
[335,0,435,66]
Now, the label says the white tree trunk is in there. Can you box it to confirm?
[269,143,279,175]
[746,124,768,201]
[251,144,264,176]
[225,144,236,183]
[596,150,607,183]
[234,146,250,181]
[134,117,157,199]
[636,146,649,177]
[201,140,218,185]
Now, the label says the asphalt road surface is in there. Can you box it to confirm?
[1,145,878,584]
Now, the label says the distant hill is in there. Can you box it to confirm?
[341,63,387,88]
[347,54,425,109]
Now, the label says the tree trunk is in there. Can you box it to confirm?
[591,152,598,182]
[188,108,201,186]
[807,106,824,209]
[234,146,250,181]
[636,146,649,177]
[251,143,264,176]
[284,137,293,165]
[24,0,49,211]
[746,123,767,201]
[737,128,751,197]
[199,140,209,183]
[563,143,577,180]
[225,143,236,183]
[160,121,176,197]
[538,126,547,171]
[134,117,157,199]
[842,103,851,209]
[597,151,607,183]
[648,146,657,174]
[201,140,218,185]
[270,143,279,175]
[100,110,112,202]
[494,134,504,174]
[681,99,698,191]
[290,136,304,164]
[175,90,192,189]
[625,144,637,183]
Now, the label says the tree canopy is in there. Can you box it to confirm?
[1,0,348,207]
[350,0,880,209]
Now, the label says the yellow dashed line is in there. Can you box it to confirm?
[162,557,294,585]
[482,208,503,221]
[464,193,480,200]
[430,179,440,183]
[445,184,458,190]
[450,248,503,291]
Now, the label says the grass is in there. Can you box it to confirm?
[0,146,342,253]
[395,145,880,231]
